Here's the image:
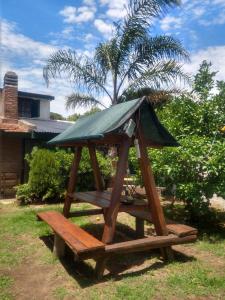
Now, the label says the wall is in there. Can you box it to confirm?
[39,100,50,120]
[0,135,23,197]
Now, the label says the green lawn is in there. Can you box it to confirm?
[0,202,225,300]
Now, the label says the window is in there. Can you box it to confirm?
[18,98,40,118]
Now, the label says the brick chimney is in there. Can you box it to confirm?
[2,71,18,120]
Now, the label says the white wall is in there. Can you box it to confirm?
[39,100,50,120]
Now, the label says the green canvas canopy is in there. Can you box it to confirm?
[48,97,179,147]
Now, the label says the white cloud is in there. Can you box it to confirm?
[212,0,225,6]
[160,16,182,31]
[84,33,94,41]
[94,19,113,38]
[100,0,128,19]
[49,26,76,43]
[61,27,74,37]
[1,20,56,59]
[184,45,225,81]
[199,12,225,26]
[59,4,96,24]
[83,0,96,5]
[179,1,225,27]
[0,19,80,116]
[192,7,206,17]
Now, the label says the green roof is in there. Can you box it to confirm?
[48,98,178,147]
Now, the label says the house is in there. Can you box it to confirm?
[0,71,72,197]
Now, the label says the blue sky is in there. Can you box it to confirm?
[1,0,225,116]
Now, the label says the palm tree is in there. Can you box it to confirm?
[43,0,189,110]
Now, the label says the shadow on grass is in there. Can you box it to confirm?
[39,222,196,288]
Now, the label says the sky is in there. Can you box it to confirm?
[1,0,225,116]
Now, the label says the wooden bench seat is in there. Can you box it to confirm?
[37,211,105,257]
[130,211,197,238]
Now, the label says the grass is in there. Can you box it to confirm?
[0,275,13,300]
[165,262,225,298]
[53,287,69,300]
[197,233,225,258]
[114,277,157,299]
[0,201,225,299]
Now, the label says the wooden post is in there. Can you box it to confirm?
[63,147,82,217]
[135,217,145,238]
[137,127,168,236]
[137,125,174,260]
[88,145,104,191]
[53,234,65,257]
[102,138,131,244]
[95,138,131,278]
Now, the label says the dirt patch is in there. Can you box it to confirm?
[173,243,225,270]
[11,259,61,300]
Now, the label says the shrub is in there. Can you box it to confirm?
[16,147,112,204]
[15,183,33,205]
[129,136,225,223]
[150,137,224,223]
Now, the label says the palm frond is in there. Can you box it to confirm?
[124,60,190,92]
[95,39,120,75]
[115,0,181,69]
[116,35,189,96]
[66,93,107,110]
[118,86,182,107]
[43,49,112,101]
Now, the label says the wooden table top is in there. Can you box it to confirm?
[73,190,148,212]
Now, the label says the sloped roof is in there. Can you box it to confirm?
[48,98,178,147]
[21,118,73,134]
[0,118,72,135]
[0,121,28,133]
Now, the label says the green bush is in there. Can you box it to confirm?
[151,137,224,222]
[16,147,112,204]
[129,136,224,223]
[15,183,33,204]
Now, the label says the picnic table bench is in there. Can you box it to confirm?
[37,191,197,264]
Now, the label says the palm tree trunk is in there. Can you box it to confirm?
[112,73,118,105]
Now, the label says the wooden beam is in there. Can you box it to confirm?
[69,209,103,218]
[53,234,65,258]
[137,126,168,236]
[96,138,131,278]
[135,218,145,238]
[88,145,104,191]
[80,234,197,260]
[54,134,127,148]
[63,147,82,217]
[105,234,197,254]
[102,138,131,244]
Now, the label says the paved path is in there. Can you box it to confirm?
[0,198,16,204]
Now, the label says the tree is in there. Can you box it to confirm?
[50,112,65,120]
[193,60,217,101]
[43,0,189,110]
[66,107,101,121]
